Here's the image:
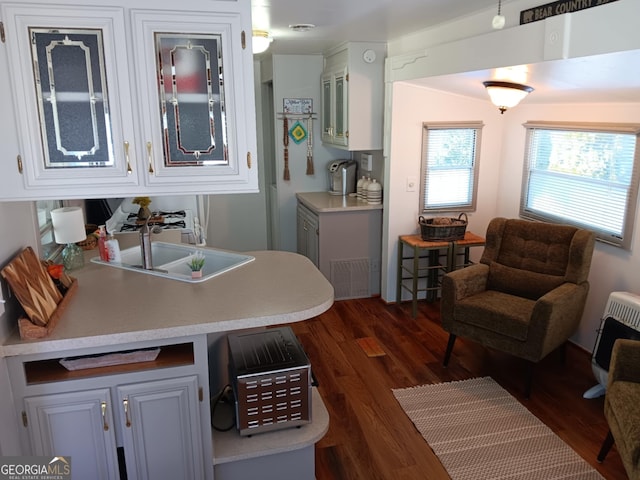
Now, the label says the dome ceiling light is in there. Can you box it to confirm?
[252,30,272,55]
[483,80,534,114]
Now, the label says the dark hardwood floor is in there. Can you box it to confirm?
[286,297,627,480]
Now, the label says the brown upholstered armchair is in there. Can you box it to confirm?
[598,338,640,480]
[441,217,595,397]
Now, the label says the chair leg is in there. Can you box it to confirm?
[524,361,534,399]
[597,430,615,463]
[443,334,456,367]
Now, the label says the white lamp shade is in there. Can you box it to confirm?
[51,207,86,244]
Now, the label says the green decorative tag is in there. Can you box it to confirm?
[289,121,307,144]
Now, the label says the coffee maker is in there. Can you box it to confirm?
[327,159,357,195]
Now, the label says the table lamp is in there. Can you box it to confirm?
[51,206,86,271]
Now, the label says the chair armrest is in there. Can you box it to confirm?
[441,264,489,326]
[443,264,489,299]
[528,282,590,358]
[609,338,640,386]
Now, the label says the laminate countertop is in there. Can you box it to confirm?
[1,249,334,357]
[296,191,383,213]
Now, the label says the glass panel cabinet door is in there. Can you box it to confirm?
[1,5,139,193]
[321,76,332,140]
[156,33,227,167]
[334,73,346,141]
[132,10,258,193]
[31,28,114,169]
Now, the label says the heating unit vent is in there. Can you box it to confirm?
[330,258,370,300]
[583,291,640,398]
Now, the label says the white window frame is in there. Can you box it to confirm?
[520,121,640,249]
[420,121,483,213]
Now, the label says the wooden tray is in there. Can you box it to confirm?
[17,278,78,340]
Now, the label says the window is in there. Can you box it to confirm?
[521,121,640,249]
[420,122,483,213]
[36,200,63,260]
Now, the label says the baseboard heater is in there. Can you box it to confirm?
[583,291,640,398]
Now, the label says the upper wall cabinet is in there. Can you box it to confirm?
[0,1,258,201]
[321,42,386,151]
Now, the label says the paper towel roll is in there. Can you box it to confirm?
[51,207,86,244]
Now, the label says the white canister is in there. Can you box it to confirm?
[356,176,366,199]
[367,179,382,204]
[361,177,372,201]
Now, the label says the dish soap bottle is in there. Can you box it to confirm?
[98,225,109,262]
[105,231,121,263]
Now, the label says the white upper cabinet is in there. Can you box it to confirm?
[1,5,140,198]
[321,42,386,151]
[0,0,258,200]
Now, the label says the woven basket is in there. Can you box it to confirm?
[419,213,468,241]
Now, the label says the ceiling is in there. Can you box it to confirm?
[251,0,640,105]
[250,0,501,56]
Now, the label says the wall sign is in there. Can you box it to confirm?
[520,0,618,25]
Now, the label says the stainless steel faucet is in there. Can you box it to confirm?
[140,218,153,269]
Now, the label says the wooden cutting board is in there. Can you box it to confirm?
[1,247,63,326]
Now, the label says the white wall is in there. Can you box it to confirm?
[385,83,503,300]
[270,55,346,252]
[0,202,40,455]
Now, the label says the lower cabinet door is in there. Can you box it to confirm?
[24,388,120,480]
[117,375,204,480]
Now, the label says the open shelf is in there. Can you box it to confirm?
[24,343,194,384]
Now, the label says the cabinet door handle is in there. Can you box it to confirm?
[123,398,131,427]
[16,155,23,174]
[124,141,133,175]
[146,141,154,174]
[101,401,109,431]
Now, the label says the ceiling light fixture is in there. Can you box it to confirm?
[492,0,506,29]
[483,81,534,114]
[252,30,272,54]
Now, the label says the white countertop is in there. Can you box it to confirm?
[2,249,334,357]
[296,191,383,213]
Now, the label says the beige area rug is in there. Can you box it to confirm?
[393,377,604,480]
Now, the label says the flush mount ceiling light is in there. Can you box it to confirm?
[252,30,272,54]
[483,80,534,114]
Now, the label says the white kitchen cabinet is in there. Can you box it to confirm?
[24,388,120,480]
[0,0,257,201]
[321,42,386,151]
[118,376,204,480]
[1,5,140,199]
[8,337,213,480]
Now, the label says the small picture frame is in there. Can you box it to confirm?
[283,98,313,114]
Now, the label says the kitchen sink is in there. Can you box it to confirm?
[91,242,255,283]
